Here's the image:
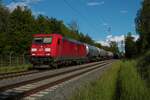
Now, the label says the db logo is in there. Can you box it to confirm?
[39,48,43,51]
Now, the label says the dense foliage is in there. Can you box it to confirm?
[137,51,150,88]
[135,0,150,53]
[125,32,137,58]
[125,0,150,58]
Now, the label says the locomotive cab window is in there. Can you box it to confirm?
[32,37,43,44]
[33,37,52,44]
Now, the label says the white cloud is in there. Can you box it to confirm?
[97,34,139,47]
[97,34,139,52]
[6,0,42,12]
[87,1,104,6]
[106,35,125,43]
[120,10,128,14]
[132,35,139,41]
[98,40,109,46]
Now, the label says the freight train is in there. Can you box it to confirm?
[30,33,113,68]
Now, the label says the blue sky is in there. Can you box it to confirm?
[4,0,141,46]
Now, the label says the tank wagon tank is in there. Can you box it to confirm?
[98,49,107,59]
[85,44,100,61]
[107,51,114,59]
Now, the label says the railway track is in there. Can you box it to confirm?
[0,70,41,80]
[0,61,105,80]
[0,60,113,100]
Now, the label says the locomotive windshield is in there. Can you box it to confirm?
[33,37,52,44]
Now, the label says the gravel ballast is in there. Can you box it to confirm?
[24,63,113,100]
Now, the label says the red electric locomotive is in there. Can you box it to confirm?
[30,33,87,68]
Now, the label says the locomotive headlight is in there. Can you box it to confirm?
[31,48,37,52]
[46,53,50,56]
[32,53,36,56]
[45,48,51,52]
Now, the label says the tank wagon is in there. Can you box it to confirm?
[30,33,113,68]
[98,48,107,59]
[107,51,114,59]
[85,44,100,61]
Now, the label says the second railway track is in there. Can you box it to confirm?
[0,70,42,80]
[0,60,114,100]
[0,61,107,80]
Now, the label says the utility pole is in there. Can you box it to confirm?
[107,26,112,45]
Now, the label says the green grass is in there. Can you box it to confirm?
[118,61,150,100]
[0,64,32,74]
[71,60,150,100]
[71,61,121,100]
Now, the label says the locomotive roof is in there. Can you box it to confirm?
[63,37,83,44]
[33,33,62,37]
[33,33,83,45]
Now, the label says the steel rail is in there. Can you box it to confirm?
[0,60,113,100]
[0,70,40,80]
[0,61,108,91]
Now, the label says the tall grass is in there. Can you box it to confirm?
[118,61,150,100]
[71,60,150,100]
[0,64,32,74]
[136,51,150,88]
[71,61,121,100]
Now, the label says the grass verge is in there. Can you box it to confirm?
[71,61,121,100]
[136,51,150,88]
[118,61,149,100]
[71,60,150,100]
[0,64,32,74]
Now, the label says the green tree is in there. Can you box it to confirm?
[49,17,62,33]
[35,15,52,34]
[68,20,79,33]
[0,3,10,53]
[109,41,119,54]
[135,0,150,52]
[125,32,137,58]
[8,6,35,53]
[67,20,80,40]
[79,34,94,45]
[93,42,102,48]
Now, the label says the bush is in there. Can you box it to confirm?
[0,64,32,74]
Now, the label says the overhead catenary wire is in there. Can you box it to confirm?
[78,0,112,36]
[63,0,100,35]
